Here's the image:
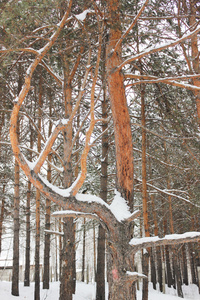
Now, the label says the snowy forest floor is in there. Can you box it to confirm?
[0,281,199,300]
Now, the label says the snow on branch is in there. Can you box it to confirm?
[74,9,94,22]
[10,0,73,179]
[126,271,147,280]
[125,73,200,91]
[52,210,100,221]
[130,232,200,253]
[118,25,200,70]
[44,229,64,236]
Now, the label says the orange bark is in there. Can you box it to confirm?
[107,0,134,209]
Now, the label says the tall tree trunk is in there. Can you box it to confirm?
[96,35,108,300]
[0,179,6,253]
[141,83,150,300]
[12,156,20,296]
[0,111,5,254]
[59,53,75,300]
[12,65,22,296]
[189,0,200,124]
[24,122,33,287]
[34,73,42,300]
[24,179,31,286]
[106,3,136,297]
[164,142,183,297]
[106,0,134,210]
[43,89,52,290]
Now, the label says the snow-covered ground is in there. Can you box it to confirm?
[0,281,199,300]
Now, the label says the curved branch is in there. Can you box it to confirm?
[10,1,72,178]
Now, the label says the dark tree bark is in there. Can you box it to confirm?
[142,252,149,300]
[43,89,52,290]
[165,245,173,287]
[34,73,42,300]
[59,50,76,300]
[81,218,86,283]
[60,217,76,300]
[24,180,31,286]
[96,33,108,300]
[181,245,188,286]
[24,121,33,287]
[0,179,6,253]
[12,65,22,296]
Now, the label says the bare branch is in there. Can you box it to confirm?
[112,0,149,54]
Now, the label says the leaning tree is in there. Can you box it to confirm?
[8,0,200,299]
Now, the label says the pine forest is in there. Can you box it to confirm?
[0,1,200,299]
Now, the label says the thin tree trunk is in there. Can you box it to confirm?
[43,89,52,290]
[142,251,149,300]
[24,180,31,286]
[81,218,86,283]
[93,221,96,282]
[0,112,5,254]
[34,73,42,300]
[188,243,197,284]
[141,81,152,300]
[0,179,6,253]
[189,0,200,124]
[96,34,108,300]
[12,65,22,296]
[24,122,33,287]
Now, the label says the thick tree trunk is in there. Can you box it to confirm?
[150,249,156,290]
[60,217,76,300]
[106,2,136,299]
[165,245,173,287]
[106,0,134,210]
[59,54,76,300]
[107,224,137,300]
[188,243,197,284]
[181,245,188,285]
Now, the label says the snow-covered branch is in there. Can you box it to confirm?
[130,232,200,253]
[125,73,200,91]
[44,229,64,236]
[118,25,200,70]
